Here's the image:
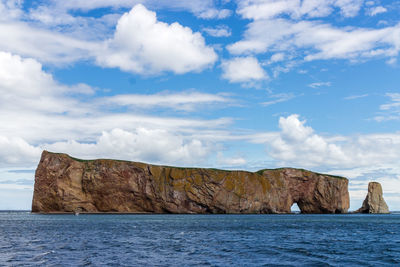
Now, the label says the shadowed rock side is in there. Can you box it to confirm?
[356,182,389,214]
[32,151,350,214]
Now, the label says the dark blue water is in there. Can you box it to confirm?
[1,212,399,266]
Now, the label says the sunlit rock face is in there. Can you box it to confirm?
[356,182,390,214]
[32,151,349,214]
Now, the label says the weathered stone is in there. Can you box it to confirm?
[32,151,350,214]
[356,182,390,214]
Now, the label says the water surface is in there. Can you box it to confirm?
[1,212,399,266]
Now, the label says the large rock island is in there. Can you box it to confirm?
[32,151,350,214]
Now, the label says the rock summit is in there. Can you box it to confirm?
[356,182,389,214]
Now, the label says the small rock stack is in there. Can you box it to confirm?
[356,182,389,214]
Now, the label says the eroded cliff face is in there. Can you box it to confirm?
[32,151,349,214]
[356,182,389,214]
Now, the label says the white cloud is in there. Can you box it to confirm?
[263,114,400,169]
[228,17,400,62]
[0,127,215,168]
[0,51,233,142]
[374,93,400,121]
[261,93,296,106]
[197,7,231,19]
[0,51,89,115]
[367,6,387,16]
[221,56,268,83]
[41,0,231,20]
[0,22,98,64]
[230,1,400,65]
[380,93,400,111]
[0,136,42,167]
[0,51,234,168]
[334,0,363,17]
[96,4,217,74]
[100,91,231,111]
[217,152,247,167]
[236,0,363,20]
[45,128,213,166]
[0,0,23,21]
[268,53,285,63]
[202,25,232,37]
[0,4,218,75]
[308,82,332,88]
[266,114,346,167]
[27,7,120,41]
[344,94,369,100]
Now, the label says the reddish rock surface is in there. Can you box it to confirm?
[356,182,389,214]
[32,151,350,214]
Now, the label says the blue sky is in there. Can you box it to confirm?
[0,0,399,210]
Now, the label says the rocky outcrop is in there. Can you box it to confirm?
[356,182,389,214]
[32,151,350,214]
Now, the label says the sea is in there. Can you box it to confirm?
[0,212,399,266]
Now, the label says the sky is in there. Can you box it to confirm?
[0,0,399,211]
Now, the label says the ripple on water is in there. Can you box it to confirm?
[0,213,400,266]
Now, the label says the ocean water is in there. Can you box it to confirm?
[0,212,399,266]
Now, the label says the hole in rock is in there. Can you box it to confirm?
[291,203,300,214]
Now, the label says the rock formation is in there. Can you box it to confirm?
[356,182,389,214]
[32,151,350,214]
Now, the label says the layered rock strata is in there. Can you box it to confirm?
[32,151,350,214]
[356,182,389,214]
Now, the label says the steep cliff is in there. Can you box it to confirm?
[32,151,350,214]
[356,182,389,214]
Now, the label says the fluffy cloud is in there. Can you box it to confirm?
[0,127,215,168]
[0,136,42,167]
[0,4,217,75]
[0,51,90,116]
[0,51,232,167]
[264,114,400,169]
[45,128,213,166]
[221,56,268,83]
[0,50,232,139]
[96,4,217,74]
[267,115,348,167]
